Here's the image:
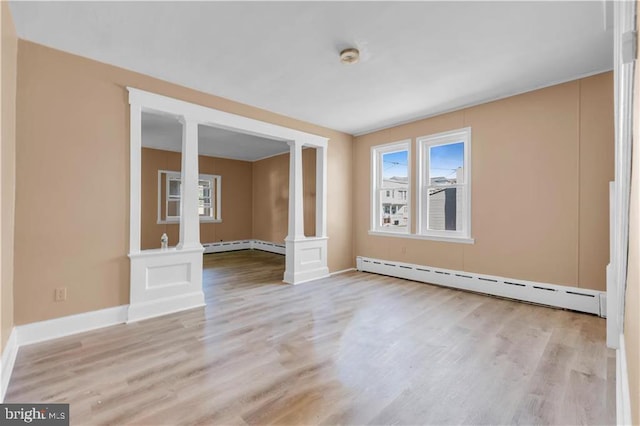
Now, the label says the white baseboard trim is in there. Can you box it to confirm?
[283,267,330,285]
[599,293,607,318]
[356,256,605,315]
[18,305,129,347]
[329,267,356,276]
[1,328,18,402]
[127,291,205,323]
[617,332,632,425]
[1,305,129,402]
[202,239,285,255]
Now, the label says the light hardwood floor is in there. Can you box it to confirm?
[6,250,615,425]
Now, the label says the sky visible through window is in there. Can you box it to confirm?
[382,150,408,179]
[430,142,464,180]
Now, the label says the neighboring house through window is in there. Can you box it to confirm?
[417,127,471,240]
[159,170,222,223]
[371,140,410,233]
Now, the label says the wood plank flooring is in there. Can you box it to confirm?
[6,250,615,425]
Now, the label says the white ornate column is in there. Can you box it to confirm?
[287,140,305,241]
[284,140,329,284]
[315,146,327,238]
[129,103,143,254]
[128,108,204,322]
[177,118,202,250]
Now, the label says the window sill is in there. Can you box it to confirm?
[368,230,475,244]
[157,219,222,225]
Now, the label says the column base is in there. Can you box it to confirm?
[283,237,329,285]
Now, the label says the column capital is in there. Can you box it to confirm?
[177,115,198,125]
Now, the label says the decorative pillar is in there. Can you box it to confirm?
[285,139,305,242]
[129,103,142,254]
[315,146,327,238]
[177,117,202,250]
[284,140,329,284]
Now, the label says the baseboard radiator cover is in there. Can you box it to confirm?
[251,240,286,255]
[202,239,285,255]
[356,256,604,316]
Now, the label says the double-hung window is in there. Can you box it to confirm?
[417,127,471,241]
[159,171,221,223]
[371,140,410,233]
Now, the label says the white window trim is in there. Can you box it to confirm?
[157,170,222,224]
[367,230,474,244]
[370,140,411,234]
[417,127,472,241]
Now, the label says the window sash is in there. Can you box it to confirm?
[418,128,471,239]
[427,141,466,186]
[160,171,221,223]
[424,184,466,234]
[371,141,410,233]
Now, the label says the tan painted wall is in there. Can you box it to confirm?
[252,153,288,244]
[354,73,613,290]
[624,11,640,423]
[141,148,253,250]
[1,1,17,352]
[14,41,353,325]
[251,149,316,244]
[580,74,616,290]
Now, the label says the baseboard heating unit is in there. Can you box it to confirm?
[356,256,605,316]
[203,239,285,255]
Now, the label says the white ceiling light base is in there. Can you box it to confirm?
[340,48,360,65]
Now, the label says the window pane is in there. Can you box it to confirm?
[428,187,463,231]
[382,150,408,181]
[200,207,212,217]
[169,179,181,196]
[379,149,408,231]
[429,142,464,185]
[167,200,180,217]
[379,188,408,230]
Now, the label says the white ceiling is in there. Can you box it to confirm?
[10,1,612,135]
[142,112,290,162]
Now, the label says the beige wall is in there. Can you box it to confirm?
[14,40,353,325]
[252,153,288,244]
[1,1,17,352]
[141,148,253,250]
[624,10,640,423]
[354,73,613,290]
[252,149,316,244]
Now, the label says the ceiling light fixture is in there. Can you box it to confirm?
[340,48,360,65]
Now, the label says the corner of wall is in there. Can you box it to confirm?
[0,0,18,354]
